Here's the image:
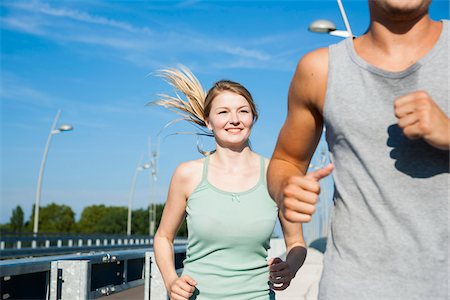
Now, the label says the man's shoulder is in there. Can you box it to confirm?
[290,47,329,108]
[297,48,328,71]
[294,47,329,82]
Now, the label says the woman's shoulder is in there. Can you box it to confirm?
[172,158,205,185]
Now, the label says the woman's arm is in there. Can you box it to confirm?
[269,212,307,291]
[154,162,198,299]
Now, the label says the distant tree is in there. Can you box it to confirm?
[27,203,75,233]
[0,223,11,232]
[76,205,108,234]
[132,208,149,235]
[10,205,24,233]
[77,205,127,234]
[96,206,127,234]
[74,203,188,236]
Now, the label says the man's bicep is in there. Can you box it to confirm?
[273,102,323,173]
[272,53,326,173]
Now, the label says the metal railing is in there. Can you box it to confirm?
[0,234,187,259]
[0,245,187,300]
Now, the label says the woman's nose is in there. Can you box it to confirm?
[229,112,240,124]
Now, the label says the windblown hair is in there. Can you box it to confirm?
[150,65,258,129]
[151,66,208,127]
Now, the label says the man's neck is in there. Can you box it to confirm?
[354,15,442,72]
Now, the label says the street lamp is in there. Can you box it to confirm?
[147,119,184,236]
[308,0,353,38]
[33,109,73,237]
[127,156,151,236]
[148,136,160,237]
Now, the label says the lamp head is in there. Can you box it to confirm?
[308,19,337,33]
[59,124,73,132]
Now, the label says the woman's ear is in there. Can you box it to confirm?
[205,119,213,131]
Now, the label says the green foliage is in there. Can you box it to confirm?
[6,202,188,236]
[10,205,24,233]
[27,203,75,233]
[127,203,187,236]
[0,223,11,231]
[131,208,149,235]
[76,205,127,234]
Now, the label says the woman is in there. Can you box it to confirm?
[153,66,307,300]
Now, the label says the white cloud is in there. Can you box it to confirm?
[0,16,46,35]
[7,1,153,34]
[220,45,271,61]
[1,0,299,72]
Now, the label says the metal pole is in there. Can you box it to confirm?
[148,137,153,236]
[148,120,179,236]
[337,0,353,37]
[127,154,144,236]
[149,152,158,236]
[148,136,160,236]
[34,110,61,236]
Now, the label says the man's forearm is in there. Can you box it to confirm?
[267,158,305,206]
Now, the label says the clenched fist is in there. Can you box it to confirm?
[394,91,450,150]
[168,275,197,300]
[282,164,333,223]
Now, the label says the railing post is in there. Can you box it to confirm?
[147,251,167,300]
[145,252,151,300]
[50,260,90,300]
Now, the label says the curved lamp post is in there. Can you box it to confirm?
[147,136,160,237]
[127,157,151,236]
[33,109,73,237]
[308,0,353,38]
[147,120,181,236]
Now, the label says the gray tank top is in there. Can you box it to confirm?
[321,20,449,299]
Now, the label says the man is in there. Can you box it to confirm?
[267,0,449,299]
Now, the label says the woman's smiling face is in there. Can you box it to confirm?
[206,91,254,148]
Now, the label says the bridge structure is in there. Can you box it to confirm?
[0,224,330,300]
[1,164,333,299]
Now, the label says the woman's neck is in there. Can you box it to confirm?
[210,146,256,173]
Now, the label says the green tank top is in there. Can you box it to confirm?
[182,155,278,299]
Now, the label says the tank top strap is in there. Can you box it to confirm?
[200,155,210,183]
[259,155,266,185]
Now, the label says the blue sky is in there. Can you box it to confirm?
[1,0,448,232]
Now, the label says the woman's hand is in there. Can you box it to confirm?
[268,257,295,291]
[168,275,197,300]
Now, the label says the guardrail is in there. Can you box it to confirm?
[0,245,187,300]
[0,234,187,259]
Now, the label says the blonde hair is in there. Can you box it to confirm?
[149,66,258,154]
[151,66,208,128]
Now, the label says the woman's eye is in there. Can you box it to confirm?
[240,110,249,113]
[218,111,227,114]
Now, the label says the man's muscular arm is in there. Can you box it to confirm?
[267,48,333,223]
